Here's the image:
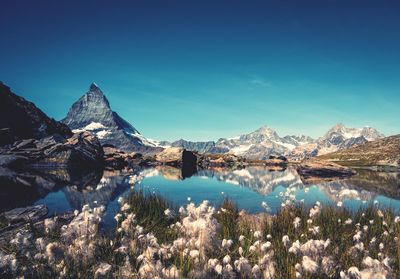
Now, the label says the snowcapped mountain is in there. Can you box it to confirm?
[165,126,314,160]
[62,83,159,153]
[164,123,384,160]
[160,139,229,154]
[289,123,384,160]
[215,126,314,159]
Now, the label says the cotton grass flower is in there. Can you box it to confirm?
[302,256,318,274]
[293,217,301,229]
[282,235,290,247]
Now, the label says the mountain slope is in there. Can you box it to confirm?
[163,139,229,154]
[317,135,400,169]
[289,123,384,160]
[215,126,314,160]
[166,126,314,159]
[62,83,158,153]
[0,82,72,146]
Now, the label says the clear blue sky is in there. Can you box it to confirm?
[1,0,399,141]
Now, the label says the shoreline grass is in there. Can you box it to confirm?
[1,190,399,278]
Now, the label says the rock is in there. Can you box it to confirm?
[103,146,130,169]
[1,204,48,226]
[156,147,184,164]
[297,159,356,183]
[198,153,242,168]
[0,128,16,146]
[0,82,72,146]
[0,132,103,172]
[155,147,198,176]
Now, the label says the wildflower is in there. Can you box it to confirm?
[225,264,233,272]
[252,264,261,276]
[189,249,199,259]
[282,235,290,247]
[254,231,262,239]
[379,243,384,250]
[238,247,243,255]
[117,197,124,204]
[114,213,123,222]
[266,234,272,239]
[395,216,400,223]
[289,240,300,254]
[121,203,130,212]
[353,231,362,242]
[223,255,231,264]
[345,218,352,225]
[348,266,361,278]
[293,217,301,229]
[222,239,233,249]
[354,242,364,251]
[208,258,219,268]
[164,209,173,218]
[239,235,245,243]
[215,264,223,274]
[261,242,272,253]
[302,256,318,273]
[187,197,191,202]
[377,210,384,218]
[337,201,343,207]
[249,245,257,253]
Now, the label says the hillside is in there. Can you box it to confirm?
[317,135,400,169]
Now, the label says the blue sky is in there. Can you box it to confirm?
[1,0,399,141]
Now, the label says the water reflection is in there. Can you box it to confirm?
[137,166,400,214]
[1,165,400,229]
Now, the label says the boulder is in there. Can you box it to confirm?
[155,147,197,176]
[156,147,184,164]
[0,132,104,173]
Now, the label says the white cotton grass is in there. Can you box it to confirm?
[2,186,400,278]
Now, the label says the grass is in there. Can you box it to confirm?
[1,190,400,278]
[124,190,179,244]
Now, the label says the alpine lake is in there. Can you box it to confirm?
[2,165,399,232]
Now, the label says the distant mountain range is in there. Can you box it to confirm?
[0,82,388,160]
[162,124,384,160]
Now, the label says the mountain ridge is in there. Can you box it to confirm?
[62,83,159,153]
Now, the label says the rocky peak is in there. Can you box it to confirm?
[89,82,100,91]
[62,83,157,152]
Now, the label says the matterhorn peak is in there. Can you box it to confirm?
[89,82,101,92]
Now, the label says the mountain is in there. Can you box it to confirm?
[290,123,384,160]
[164,126,314,160]
[214,126,314,160]
[161,139,229,154]
[317,135,400,169]
[0,82,72,146]
[62,83,159,153]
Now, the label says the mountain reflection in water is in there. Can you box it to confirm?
[1,166,399,229]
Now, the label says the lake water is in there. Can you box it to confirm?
[6,166,400,230]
